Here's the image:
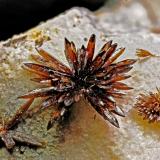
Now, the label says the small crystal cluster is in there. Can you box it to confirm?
[135,89,160,122]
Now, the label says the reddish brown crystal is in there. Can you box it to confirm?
[136,48,157,58]
[0,99,44,150]
[20,34,136,129]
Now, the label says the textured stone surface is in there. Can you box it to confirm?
[1,2,160,160]
[99,1,151,33]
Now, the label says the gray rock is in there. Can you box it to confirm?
[1,3,160,160]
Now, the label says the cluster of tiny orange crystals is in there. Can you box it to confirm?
[135,89,160,122]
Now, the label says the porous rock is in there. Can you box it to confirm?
[1,3,160,160]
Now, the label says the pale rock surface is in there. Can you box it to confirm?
[0,2,160,160]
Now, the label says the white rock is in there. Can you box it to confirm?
[1,4,160,160]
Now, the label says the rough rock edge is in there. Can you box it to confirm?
[0,7,101,80]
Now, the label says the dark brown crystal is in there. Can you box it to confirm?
[19,34,136,129]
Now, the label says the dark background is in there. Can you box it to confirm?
[0,0,106,40]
